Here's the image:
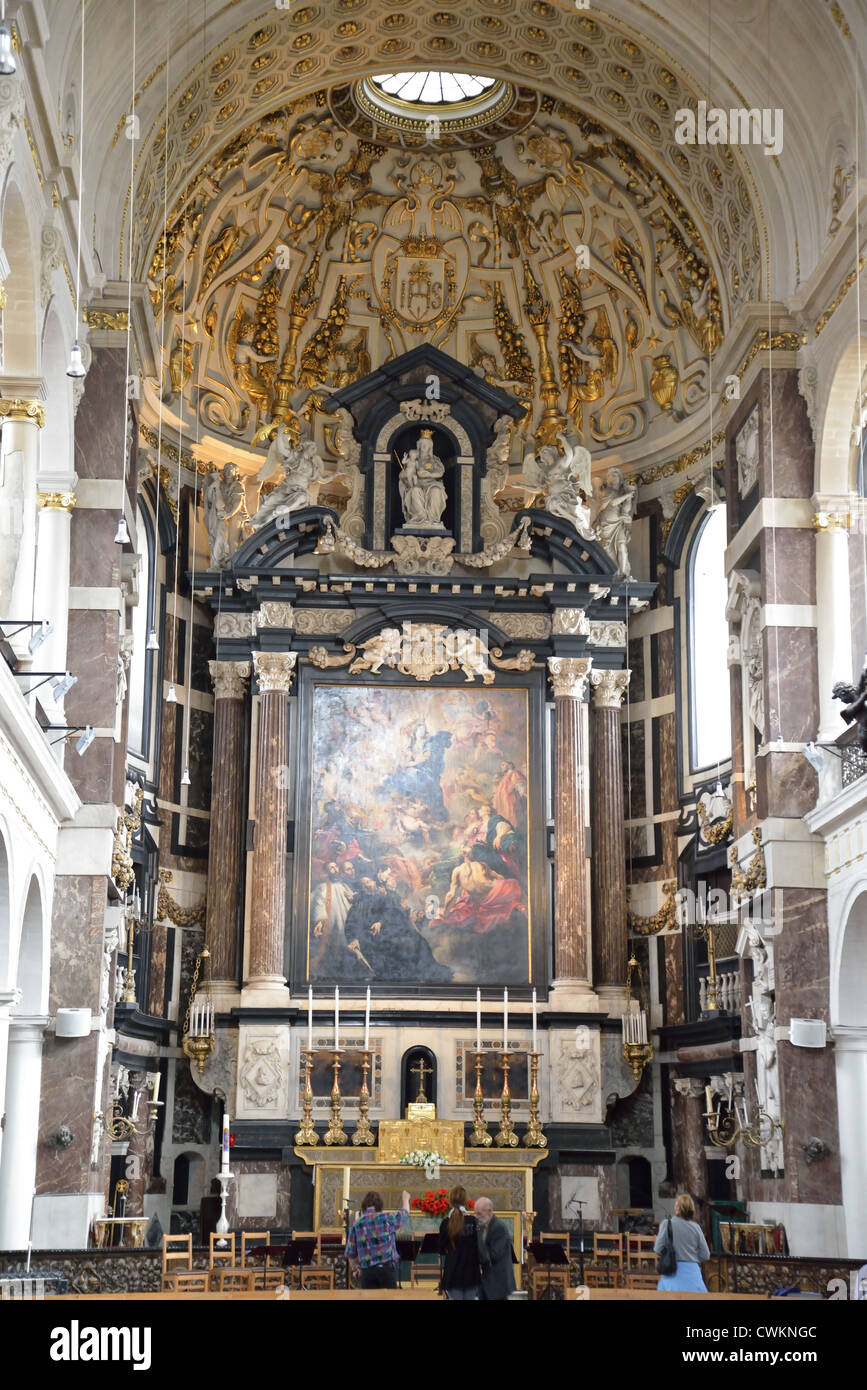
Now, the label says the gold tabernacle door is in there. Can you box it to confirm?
[378,1119,465,1164]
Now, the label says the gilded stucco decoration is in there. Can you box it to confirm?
[127,6,761,471]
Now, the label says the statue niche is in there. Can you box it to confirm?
[391,424,454,537]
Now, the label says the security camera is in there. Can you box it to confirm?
[51,673,77,701]
[28,620,53,655]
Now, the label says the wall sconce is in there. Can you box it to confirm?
[622,954,654,1081]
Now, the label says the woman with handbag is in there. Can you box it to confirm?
[439,1185,483,1300]
[654,1193,711,1291]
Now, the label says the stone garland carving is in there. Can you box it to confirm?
[627,880,678,935]
[399,399,453,423]
[730,827,766,903]
[726,569,764,737]
[697,790,734,845]
[735,407,760,497]
[256,602,296,629]
[156,869,206,927]
[552,607,590,636]
[314,514,532,576]
[588,621,627,647]
[293,607,356,634]
[111,786,143,892]
[214,612,256,639]
[487,612,552,641]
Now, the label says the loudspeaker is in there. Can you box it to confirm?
[55,1007,92,1038]
[789,1018,827,1048]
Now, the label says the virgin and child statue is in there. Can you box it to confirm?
[398,429,448,531]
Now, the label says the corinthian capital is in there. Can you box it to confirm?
[253,651,297,694]
[209,660,251,700]
[547,656,592,699]
[590,668,631,709]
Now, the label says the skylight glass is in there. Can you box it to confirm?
[371,72,497,105]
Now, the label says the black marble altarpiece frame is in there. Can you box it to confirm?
[292,666,547,995]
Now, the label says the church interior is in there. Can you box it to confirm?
[1,0,866,1313]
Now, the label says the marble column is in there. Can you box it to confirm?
[0,1016,48,1249]
[33,485,76,710]
[246,652,296,993]
[589,669,631,993]
[813,506,853,743]
[0,988,21,1177]
[0,399,45,664]
[672,1077,709,1218]
[548,657,593,987]
[206,660,251,988]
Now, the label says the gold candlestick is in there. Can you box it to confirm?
[295,1048,319,1146]
[351,1049,376,1146]
[494,1050,518,1148]
[523,1051,547,1148]
[468,1049,492,1148]
[323,1050,348,1146]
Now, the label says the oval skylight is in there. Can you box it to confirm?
[371,72,497,105]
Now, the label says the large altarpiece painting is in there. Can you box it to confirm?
[295,674,545,989]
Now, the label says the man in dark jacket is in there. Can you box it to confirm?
[475,1197,516,1300]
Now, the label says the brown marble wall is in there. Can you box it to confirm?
[759,370,814,499]
[756,748,818,821]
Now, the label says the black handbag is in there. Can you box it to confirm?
[656,1218,677,1276]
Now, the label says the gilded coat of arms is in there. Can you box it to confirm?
[373,232,466,337]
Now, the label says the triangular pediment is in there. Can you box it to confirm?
[324,345,526,428]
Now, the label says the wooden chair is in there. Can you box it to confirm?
[411,1265,442,1287]
[166,1270,210,1295]
[300,1267,334,1291]
[209,1231,237,1271]
[213,1267,257,1293]
[585,1267,617,1289]
[161,1233,193,1291]
[592,1232,623,1272]
[291,1229,322,1260]
[240,1232,270,1290]
[540,1230,571,1257]
[626,1272,660,1290]
[626,1233,657,1270]
[529,1265,569,1300]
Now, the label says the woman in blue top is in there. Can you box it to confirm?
[654,1193,711,1291]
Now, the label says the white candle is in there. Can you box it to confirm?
[476,989,482,1053]
[503,988,508,1050]
[334,987,340,1050]
[151,1071,160,1105]
[364,987,370,1051]
[26,1241,32,1273]
[221,1113,230,1174]
[308,986,313,1053]
[131,1089,140,1121]
[532,988,538,1054]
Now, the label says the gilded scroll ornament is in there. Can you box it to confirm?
[729,827,766,903]
[628,880,677,935]
[157,869,207,927]
[0,398,46,428]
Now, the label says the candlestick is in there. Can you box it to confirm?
[503,988,508,1051]
[323,1049,348,1146]
[151,1071,160,1105]
[364,987,370,1051]
[476,988,481,1053]
[532,988,537,1054]
[295,1048,319,1146]
[221,1113,230,1174]
[523,1051,547,1148]
[494,1050,518,1147]
[468,1049,492,1147]
[334,987,340,1051]
[705,1084,713,1113]
[308,986,313,1053]
[351,1048,376,1146]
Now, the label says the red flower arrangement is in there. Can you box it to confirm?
[411,1189,475,1216]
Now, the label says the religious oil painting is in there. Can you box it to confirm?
[303,683,533,986]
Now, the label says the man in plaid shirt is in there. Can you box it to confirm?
[346,1189,412,1289]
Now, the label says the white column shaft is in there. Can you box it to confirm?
[1,419,41,661]
[0,1018,47,1249]
[816,527,854,742]
[834,1035,867,1260]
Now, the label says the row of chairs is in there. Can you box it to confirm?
[528,1230,658,1296]
[161,1232,339,1294]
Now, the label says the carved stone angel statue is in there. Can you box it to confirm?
[523,430,593,537]
[204,462,250,568]
[592,466,636,578]
[250,436,326,530]
[398,430,448,531]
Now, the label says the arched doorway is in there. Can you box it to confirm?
[0,875,48,1249]
[833,889,867,1259]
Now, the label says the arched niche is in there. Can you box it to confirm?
[0,179,38,376]
[15,874,46,1015]
[836,890,867,1031]
[401,1045,437,1116]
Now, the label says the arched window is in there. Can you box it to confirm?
[688,506,732,771]
[127,503,154,757]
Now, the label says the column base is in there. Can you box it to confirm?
[595,984,629,1017]
[32,1193,107,1250]
[209,983,242,1015]
[241,980,291,1009]
[547,979,602,1012]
